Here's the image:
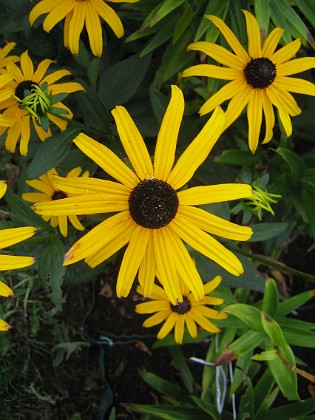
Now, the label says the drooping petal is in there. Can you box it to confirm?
[63,211,131,265]
[223,83,252,129]
[49,81,84,94]
[178,184,252,205]
[154,85,184,181]
[43,0,76,32]
[167,107,224,190]
[68,2,85,55]
[74,133,140,189]
[142,311,171,328]
[138,234,156,298]
[152,228,182,305]
[247,88,263,153]
[243,10,262,58]
[174,315,185,344]
[203,275,222,294]
[116,226,150,297]
[262,27,284,57]
[185,314,198,338]
[267,84,301,116]
[85,1,103,57]
[68,215,85,231]
[0,227,36,250]
[0,319,11,331]
[170,217,244,276]
[29,0,64,26]
[273,76,315,96]
[19,114,31,156]
[0,280,13,297]
[111,106,153,180]
[58,215,68,237]
[261,90,275,144]
[206,15,250,62]
[271,38,301,65]
[177,206,252,241]
[186,42,245,69]
[92,0,124,38]
[190,310,220,333]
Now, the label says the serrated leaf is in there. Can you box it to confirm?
[250,223,288,242]
[26,128,79,179]
[98,53,151,108]
[38,238,66,311]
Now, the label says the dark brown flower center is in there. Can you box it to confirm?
[129,178,179,229]
[244,58,276,88]
[171,297,191,314]
[52,191,67,200]
[15,80,38,100]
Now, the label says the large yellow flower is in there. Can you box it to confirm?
[23,167,89,237]
[0,180,36,332]
[0,50,84,155]
[182,10,315,153]
[33,85,252,304]
[136,275,227,344]
[29,0,140,57]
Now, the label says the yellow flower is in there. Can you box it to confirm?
[0,180,36,332]
[136,275,227,344]
[0,50,84,155]
[33,85,252,304]
[29,0,140,57]
[23,167,89,237]
[182,10,315,153]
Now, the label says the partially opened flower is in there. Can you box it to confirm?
[0,180,36,332]
[23,167,89,237]
[182,10,315,153]
[33,85,252,304]
[29,0,140,57]
[0,50,84,155]
[136,275,227,344]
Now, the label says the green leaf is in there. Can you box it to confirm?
[76,87,110,133]
[254,368,278,415]
[229,351,252,395]
[191,397,220,420]
[38,238,66,312]
[249,223,288,242]
[224,304,262,332]
[195,0,230,42]
[139,371,183,400]
[251,350,278,361]
[261,312,287,346]
[148,0,186,27]
[215,149,260,167]
[238,377,254,420]
[140,14,178,56]
[276,289,314,318]
[26,128,80,179]
[169,345,194,394]
[5,189,51,230]
[131,404,210,419]
[261,278,279,318]
[293,0,315,30]
[254,0,271,37]
[282,326,315,348]
[275,147,306,182]
[256,398,315,419]
[98,53,151,109]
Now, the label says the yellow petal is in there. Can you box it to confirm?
[74,133,139,189]
[267,83,301,116]
[177,206,253,241]
[138,234,156,298]
[247,89,263,153]
[0,181,7,199]
[167,107,224,190]
[271,38,301,65]
[0,255,35,270]
[142,311,171,328]
[20,51,34,80]
[170,217,244,276]
[29,0,63,26]
[203,275,222,294]
[0,319,11,331]
[85,1,103,57]
[154,85,184,181]
[136,300,170,314]
[32,59,54,83]
[116,226,149,297]
[223,83,253,129]
[261,89,275,144]
[43,0,76,33]
[243,10,262,58]
[68,215,85,231]
[0,226,36,250]
[174,315,185,344]
[93,0,124,38]
[185,314,198,338]
[190,311,220,333]
[273,76,315,96]
[277,57,315,77]
[26,178,54,195]
[0,280,13,297]
[262,27,284,57]
[182,64,241,80]
[19,113,31,156]
[68,2,85,55]
[111,106,153,180]
[178,184,252,205]
[157,312,178,339]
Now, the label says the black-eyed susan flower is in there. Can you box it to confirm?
[29,0,140,57]
[0,50,84,155]
[136,275,227,345]
[23,167,89,237]
[0,180,36,331]
[182,10,315,153]
[33,85,253,304]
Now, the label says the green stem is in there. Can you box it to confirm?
[225,243,315,284]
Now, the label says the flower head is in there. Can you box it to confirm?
[0,180,36,332]
[33,85,252,304]
[0,50,84,155]
[182,10,315,153]
[136,275,227,344]
[29,0,140,57]
[23,167,89,237]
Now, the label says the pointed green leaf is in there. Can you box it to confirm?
[238,377,254,420]
[216,331,265,364]
[253,368,276,414]
[256,397,315,419]
[249,223,288,242]
[261,312,287,346]
[224,304,262,332]
[275,147,306,182]
[131,404,210,419]
[276,289,315,318]
[190,397,220,420]
[261,278,279,318]
[169,345,194,394]
[215,149,260,167]
[251,350,278,361]
[139,371,183,400]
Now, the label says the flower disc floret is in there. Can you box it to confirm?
[129,178,179,229]
[244,58,276,88]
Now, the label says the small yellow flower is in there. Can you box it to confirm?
[23,167,89,237]
[33,85,252,304]
[136,275,227,344]
[0,50,84,155]
[182,10,315,153]
[29,0,140,57]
